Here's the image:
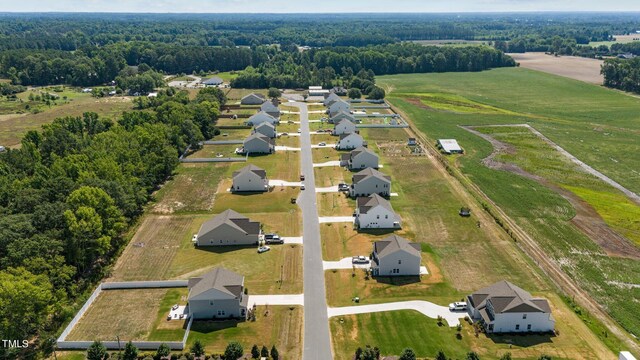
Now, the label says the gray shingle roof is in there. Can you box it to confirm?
[349,146,377,160]
[188,267,244,300]
[260,101,280,113]
[468,281,551,314]
[373,235,420,259]
[203,77,223,85]
[248,111,278,124]
[242,93,265,101]
[244,132,275,146]
[352,167,391,185]
[255,122,275,130]
[198,209,260,238]
[357,194,397,215]
[233,164,267,180]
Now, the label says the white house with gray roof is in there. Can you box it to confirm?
[333,119,357,136]
[371,235,421,276]
[328,100,351,117]
[349,167,391,198]
[354,194,401,229]
[247,111,278,127]
[241,93,266,105]
[253,122,276,138]
[242,133,275,154]
[323,92,341,106]
[232,164,268,193]
[196,209,261,246]
[341,147,379,170]
[260,100,281,118]
[202,77,223,86]
[466,281,555,333]
[329,110,358,124]
[336,132,364,150]
[187,267,248,319]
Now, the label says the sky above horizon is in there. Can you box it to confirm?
[1,0,640,13]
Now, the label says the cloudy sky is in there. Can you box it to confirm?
[1,0,639,12]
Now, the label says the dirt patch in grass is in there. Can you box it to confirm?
[152,164,227,214]
[67,288,168,341]
[464,125,640,259]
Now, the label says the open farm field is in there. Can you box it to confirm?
[508,53,604,84]
[378,68,640,348]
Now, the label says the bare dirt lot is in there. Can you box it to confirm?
[509,52,604,84]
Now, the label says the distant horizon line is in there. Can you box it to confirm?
[1,10,640,14]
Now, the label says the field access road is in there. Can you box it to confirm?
[292,101,333,360]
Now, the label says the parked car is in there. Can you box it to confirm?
[297,128,301,133]
[281,132,288,136]
[257,246,271,254]
[288,120,294,124]
[449,302,468,311]
[301,184,305,190]
[318,142,326,146]
[338,183,349,191]
[171,304,179,311]
[352,256,370,264]
[264,234,283,244]
[300,174,305,181]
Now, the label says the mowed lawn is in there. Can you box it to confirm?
[378,69,640,341]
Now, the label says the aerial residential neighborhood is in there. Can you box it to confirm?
[1,4,640,360]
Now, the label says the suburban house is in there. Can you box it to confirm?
[253,122,276,138]
[329,110,359,124]
[336,132,365,150]
[261,100,281,118]
[349,167,391,197]
[232,164,268,193]
[323,92,341,106]
[247,111,279,127]
[202,77,223,86]
[354,194,401,229]
[466,281,555,333]
[371,235,421,276]
[241,93,266,105]
[242,133,275,154]
[341,146,379,170]
[437,139,463,154]
[187,267,248,320]
[309,86,330,97]
[196,209,261,246]
[330,86,348,96]
[328,100,351,117]
[333,119,357,135]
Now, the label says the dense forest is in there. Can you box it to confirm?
[601,57,640,94]
[0,87,225,359]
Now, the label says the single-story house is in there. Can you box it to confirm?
[466,281,555,334]
[323,92,341,106]
[328,100,351,117]
[333,119,357,136]
[187,267,248,320]
[247,111,279,127]
[309,86,330,97]
[437,139,463,154]
[330,86,347,96]
[354,194,401,229]
[336,132,364,150]
[349,167,391,198]
[241,93,266,105]
[340,146,379,170]
[196,209,261,246]
[253,122,276,138]
[242,133,275,154]
[232,164,268,193]
[329,110,359,124]
[203,77,224,86]
[371,235,420,276]
[261,100,281,118]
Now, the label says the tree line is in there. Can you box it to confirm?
[601,57,640,94]
[0,88,225,359]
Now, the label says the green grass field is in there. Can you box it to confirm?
[378,68,640,344]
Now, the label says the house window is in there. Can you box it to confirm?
[217,310,225,316]
[385,215,388,219]
[527,324,532,331]
[398,260,402,264]
[523,314,527,319]
[515,324,520,330]
[376,215,380,219]
[210,301,214,306]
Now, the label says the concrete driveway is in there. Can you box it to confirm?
[313,160,342,168]
[247,294,305,308]
[323,257,371,271]
[319,216,353,223]
[315,185,340,193]
[269,179,303,187]
[311,144,336,149]
[275,145,301,151]
[282,236,303,244]
[327,300,462,326]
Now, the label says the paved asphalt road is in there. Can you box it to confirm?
[294,102,333,360]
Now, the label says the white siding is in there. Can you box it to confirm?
[490,312,555,333]
[232,172,268,192]
[356,206,400,229]
[374,249,420,276]
[350,177,390,197]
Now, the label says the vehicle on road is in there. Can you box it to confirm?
[257,246,271,253]
[301,184,306,190]
[300,174,305,181]
[449,302,468,311]
[318,142,326,146]
[352,256,370,264]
